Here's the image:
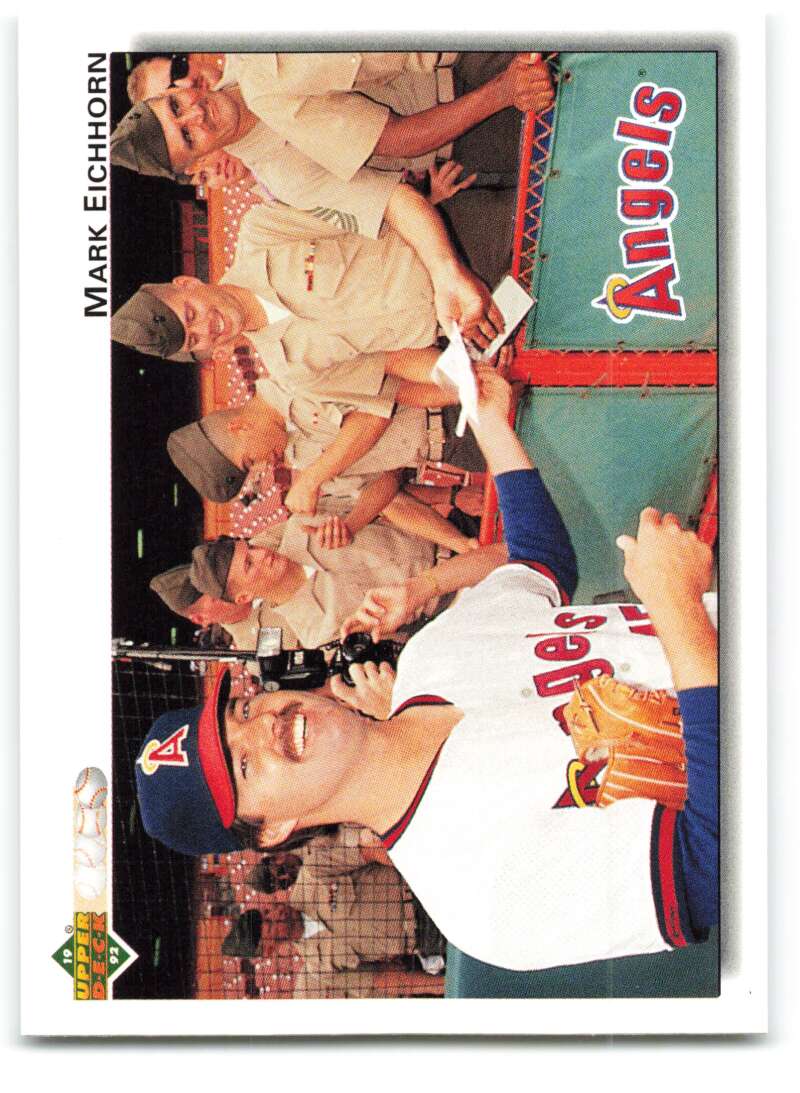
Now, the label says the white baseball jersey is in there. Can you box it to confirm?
[384,564,717,971]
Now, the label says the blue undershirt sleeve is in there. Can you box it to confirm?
[494,468,578,599]
[675,686,719,933]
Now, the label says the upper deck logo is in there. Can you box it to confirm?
[592,82,687,324]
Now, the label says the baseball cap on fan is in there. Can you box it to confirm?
[111,286,194,363]
[168,420,246,503]
[135,670,241,856]
[111,100,180,180]
[149,565,201,616]
[190,538,237,601]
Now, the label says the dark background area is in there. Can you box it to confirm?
[110,52,206,998]
[111,51,204,649]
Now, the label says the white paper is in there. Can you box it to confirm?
[432,322,479,436]
[479,275,535,361]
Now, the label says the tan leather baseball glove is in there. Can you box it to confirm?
[564,674,687,810]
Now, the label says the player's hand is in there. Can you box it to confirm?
[474,364,513,420]
[498,53,555,114]
[298,514,353,550]
[616,509,713,615]
[284,469,321,515]
[433,263,504,350]
[428,160,477,205]
[330,661,397,720]
[340,580,431,641]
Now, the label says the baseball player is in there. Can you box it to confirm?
[134,374,717,972]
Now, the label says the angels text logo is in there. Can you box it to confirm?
[592,82,687,324]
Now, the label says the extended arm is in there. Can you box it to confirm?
[339,541,508,642]
[381,490,477,554]
[373,55,554,159]
[471,371,577,598]
[616,507,718,935]
[284,411,391,515]
[340,471,403,537]
[384,184,503,348]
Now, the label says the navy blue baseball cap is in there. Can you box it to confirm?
[135,670,242,856]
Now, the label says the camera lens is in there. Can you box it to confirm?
[341,631,372,662]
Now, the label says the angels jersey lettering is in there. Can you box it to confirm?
[386,565,717,970]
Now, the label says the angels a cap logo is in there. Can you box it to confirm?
[592,82,687,324]
[137,725,190,775]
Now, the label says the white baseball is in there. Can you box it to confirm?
[74,832,106,869]
[74,767,108,809]
[74,803,107,839]
[73,862,107,901]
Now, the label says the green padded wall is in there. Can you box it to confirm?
[524,52,717,350]
[445,928,719,999]
[514,387,717,603]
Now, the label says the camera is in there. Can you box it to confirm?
[256,628,401,692]
[330,631,401,687]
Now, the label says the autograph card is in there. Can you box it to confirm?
[18,12,766,1037]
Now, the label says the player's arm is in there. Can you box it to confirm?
[284,411,392,515]
[470,369,577,600]
[373,54,554,159]
[383,184,503,349]
[616,508,717,689]
[616,508,718,936]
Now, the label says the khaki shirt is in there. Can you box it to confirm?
[232,52,458,181]
[250,515,436,648]
[221,203,437,398]
[289,828,417,982]
[222,600,300,654]
[255,376,429,496]
[227,121,401,240]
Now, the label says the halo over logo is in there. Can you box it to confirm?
[592,82,687,324]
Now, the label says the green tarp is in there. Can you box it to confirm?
[445,929,719,999]
[514,387,717,603]
[524,52,717,350]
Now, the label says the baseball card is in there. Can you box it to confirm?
[17,6,767,1039]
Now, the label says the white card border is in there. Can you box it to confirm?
[17,3,767,1038]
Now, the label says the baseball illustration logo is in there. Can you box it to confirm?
[72,767,108,908]
[51,764,137,999]
[74,766,108,809]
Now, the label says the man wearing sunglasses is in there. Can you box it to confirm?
[127,52,227,102]
[124,50,550,178]
[113,51,553,290]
